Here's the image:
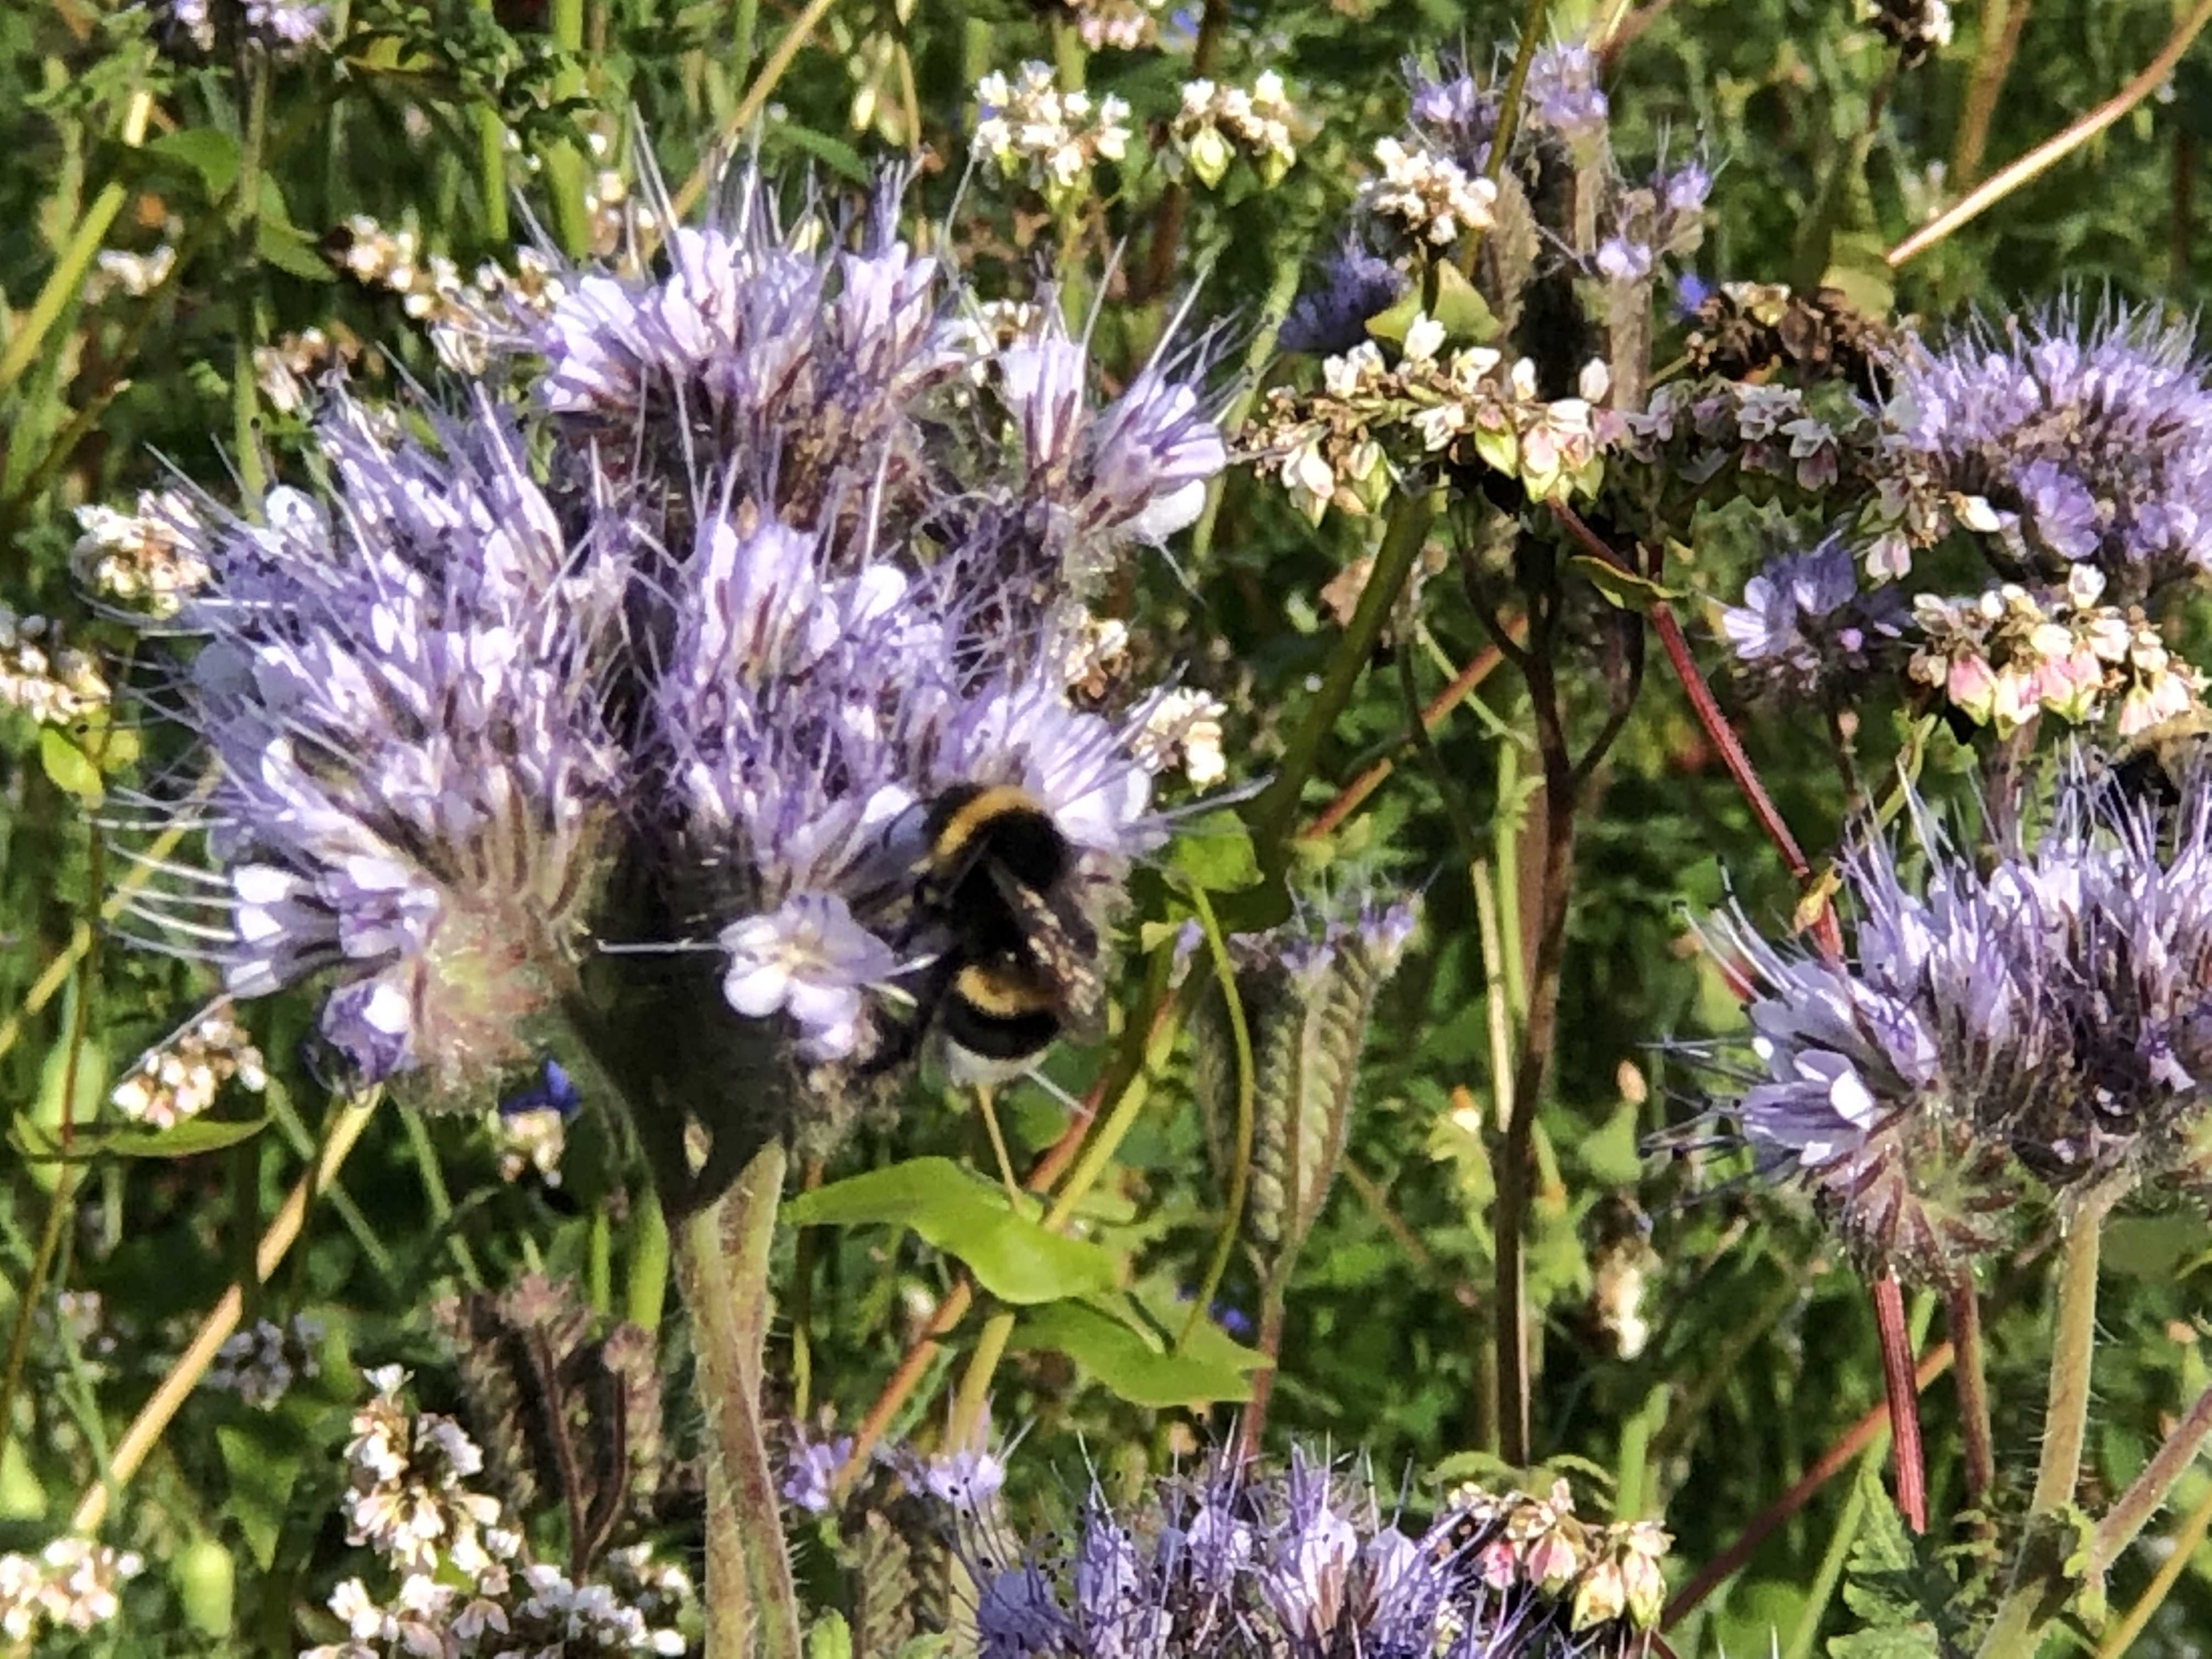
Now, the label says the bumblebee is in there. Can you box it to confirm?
[880,783,1104,1077]
[2107,709,2212,810]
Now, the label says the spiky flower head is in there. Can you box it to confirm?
[944,1447,1669,1656]
[130,394,623,1095]
[1706,763,2212,1277]
[1885,307,2212,597]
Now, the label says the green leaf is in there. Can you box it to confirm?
[784,1157,1119,1304]
[1169,810,1263,893]
[1827,1465,1955,1657]
[806,1612,855,1659]
[1567,554,1684,613]
[39,728,105,804]
[257,178,335,283]
[1427,260,1498,343]
[766,124,871,184]
[218,1419,302,1570]
[145,128,241,200]
[12,1113,270,1163]
[1009,1300,1262,1408]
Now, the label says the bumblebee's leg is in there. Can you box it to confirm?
[859,955,956,1077]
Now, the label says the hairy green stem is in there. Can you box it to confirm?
[950,1310,1016,1451]
[1250,494,1438,858]
[1180,885,1253,1351]
[230,44,272,506]
[2088,1374,2212,1577]
[677,1139,799,1659]
[1949,1278,1996,1510]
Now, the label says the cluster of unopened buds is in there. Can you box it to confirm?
[1439,1478,1669,1632]
[1169,73,1305,188]
[0,1537,140,1643]
[208,1313,323,1409]
[1363,135,1496,247]
[973,62,1133,207]
[1264,320,1611,523]
[73,488,207,616]
[332,214,568,374]
[110,1009,268,1129]
[0,607,107,726]
[307,1367,690,1657]
[1907,566,2204,737]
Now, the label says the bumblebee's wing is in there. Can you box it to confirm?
[985,861,1103,1033]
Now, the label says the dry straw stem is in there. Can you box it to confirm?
[1890,0,2212,267]
[70,1091,383,1535]
[670,0,842,226]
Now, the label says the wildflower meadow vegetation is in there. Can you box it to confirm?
[19,0,2212,1652]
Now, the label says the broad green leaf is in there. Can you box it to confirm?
[1567,554,1684,613]
[1169,810,1262,893]
[1010,1300,1263,1408]
[146,129,241,200]
[13,1113,270,1163]
[784,1156,1119,1304]
[218,1419,302,1570]
[39,728,105,804]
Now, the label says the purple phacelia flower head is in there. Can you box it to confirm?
[1719,534,1908,702]
[1280,244,1411,359]
[1888,306,2212,597]
[131,393,622,1096]
[779,1430,853,1516]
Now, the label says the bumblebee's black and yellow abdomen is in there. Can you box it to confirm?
[942,957,1065,1061]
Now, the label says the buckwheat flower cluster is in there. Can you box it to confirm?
[1882,308,2212,596]
[82,244,176,304]
[1906,566,2205,736]
[333,215,567,375]
[1707,766,2212,1280]
[253,327,364,416]
[110,1008,268,1128]
[130,397,623,1092]
[973,62,1132,208]
[0,1538,141,1643]
[1363,136,1497,249]
[1261,324,1611,524]
[207,1313,323,1408]
[308,1367,690,1658]
[1170,73,1306,189]
[0,607,108,726]
[1720,536,1907,704]
[1064,0,1167,48]
[74,489,208,616]
[944,1450,1668,1656]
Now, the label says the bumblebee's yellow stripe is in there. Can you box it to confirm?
[953,962,1058,1017]
[932,785,1048,867]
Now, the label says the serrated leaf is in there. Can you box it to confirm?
[784,1157,1118,1304]
[39,728,105,804]
[806,1612,855,1659]
[12,1113,270,1162]
[145,128,240,200]
[1567,554,1684,613]
[1170,810,1262,893]
[1827,1465,1955,1657]
[1009,1300,1262,1408]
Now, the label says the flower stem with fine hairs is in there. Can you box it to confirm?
[1181,884,1254,1351]
[1949,1279,1996,1509]
[1976,1185,2119,1657]
[2089,1373,2212,1576]
[2095,1475,2212,1659]
[677,1139,800,1659]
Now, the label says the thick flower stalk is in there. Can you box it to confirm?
[126,394,624,1096]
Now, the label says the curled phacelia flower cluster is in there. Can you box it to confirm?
[1882,308,2212,596]
[125,397,623,1093]
[73,488,207,615]
[0,607,108,726]
[110,1008,268,1129]
[1906,566,2204,737]
[1707,764,2212,1281]
[943,1450,1668,1656]
[1720,536,1907,704]
[0,1538,141,1643]
[1262,324,1611,523]
[306,1366,690,1657]
[973,63,1133,207]
[208,1313,323,1408]
[1170,73,1306,188]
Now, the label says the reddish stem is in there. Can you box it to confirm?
[1663,1338,1955,1628]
